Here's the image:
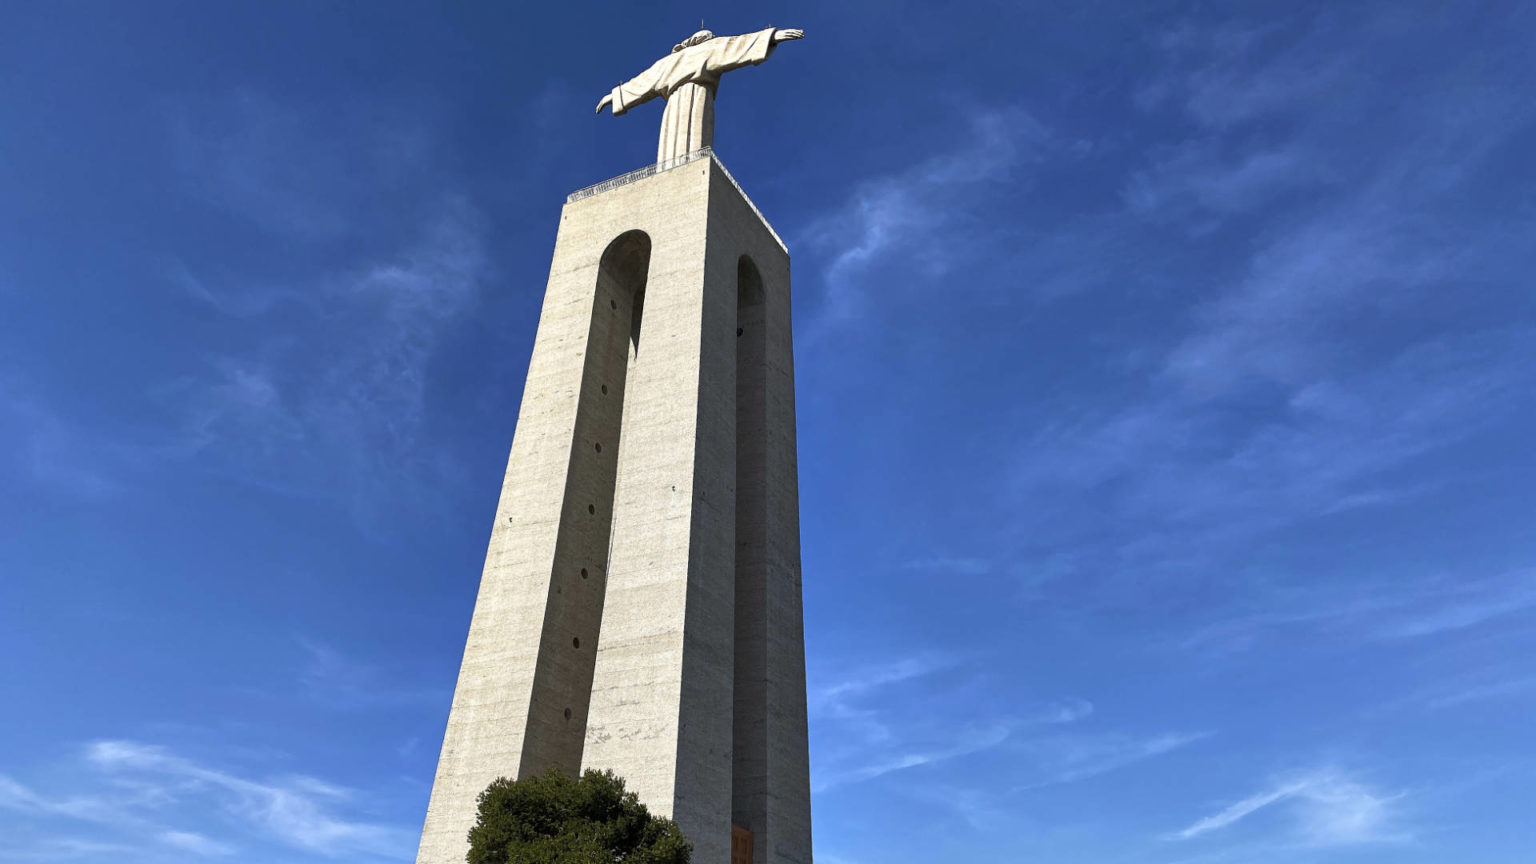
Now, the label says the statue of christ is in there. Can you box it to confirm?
[595,27,805,163]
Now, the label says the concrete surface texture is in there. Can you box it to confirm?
[415,154,812,864]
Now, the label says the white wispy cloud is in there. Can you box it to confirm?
[1418,675,1536,711]
[1012,329,1536,605]
[808,652,1091,792]
[813,723,1013,792]
[0,740,414,861]
[1373,577,1536,640]
[295,638,446,710]
[901,556,992,576]
[2,92,489,513]
[812,654,958,709]
[158,830,235,855]
[174,195,486,469]
[995,9,1536,624]
[1135,12,1536,396]
[799,104,1053,336]
[85,739,413,857]
[1014,732,1208,790]
[0,836,143,862]
[140,191,489,525]
[0,375,121,500]
[1137,20,1349,130]
[807,654,1168,796]
[1183,570,1536,656]
[1126,140,1324,227]
[0,773,132,825]
[168,89,438,243]
[1173,767,1408,847]
[809,654,962,750]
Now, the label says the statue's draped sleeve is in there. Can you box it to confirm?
[608,28,778,115]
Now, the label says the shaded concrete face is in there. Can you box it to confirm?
[733,254,769,848]
[519,229,648,775]
[415,158,810,864]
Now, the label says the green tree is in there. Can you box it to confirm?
[466,768,692,864]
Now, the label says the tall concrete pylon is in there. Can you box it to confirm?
[414,148,812,864]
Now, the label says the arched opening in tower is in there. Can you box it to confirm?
[732,253,769,848]
[520,229,651,776]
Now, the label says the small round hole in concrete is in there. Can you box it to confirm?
[588,504,595,515]
[563,708,572,720]
[601,384,608,395]
[737,328,743,337]
[572,637,581,649]
[610,299,617,310]
[595,442,602,453]
[580,568,589,579]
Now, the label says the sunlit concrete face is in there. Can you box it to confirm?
[415,156,812,864]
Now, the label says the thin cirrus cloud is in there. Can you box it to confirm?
[158,90,491,515]
[172,197,487,470]
[813,723,1014,792]
[808,654,967,753]
[295,638,448,711]
[1181,570,1536,656]
[811,654,961,710]
[1013,731,1209,791]
[901,556,993,577]
[796,104,1053,339]
[809,653,1023,791]
[0,375,123,501]
[1006,327,1535,613]
[0,739,415,861]
[1071,10,1536,547]
[809,652,1191,796]
[4,94,491,516]
[167,90,440,244]
[879,10,1536,617]
[1172,767,1407,847]
[1418,675,1536,711]
[158,830,236,856]
[1139,17,1536,396]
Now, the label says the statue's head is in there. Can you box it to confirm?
[672,30,714,52]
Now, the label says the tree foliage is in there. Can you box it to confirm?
[466,768,692,864]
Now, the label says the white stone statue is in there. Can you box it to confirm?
[596,27,805,163]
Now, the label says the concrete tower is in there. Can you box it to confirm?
[414,69,812,864]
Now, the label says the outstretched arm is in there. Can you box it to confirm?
[597,28,804,117]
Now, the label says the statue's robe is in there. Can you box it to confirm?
[606,28,779,162]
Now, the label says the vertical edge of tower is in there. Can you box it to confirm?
[763,170,812,864]
[702,160,812,864]
[415,206,611,864]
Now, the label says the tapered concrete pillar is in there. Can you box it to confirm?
[415,151,811,864]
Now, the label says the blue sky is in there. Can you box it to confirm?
[2,1,1534,862]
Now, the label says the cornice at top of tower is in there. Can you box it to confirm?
[565,147,787,255]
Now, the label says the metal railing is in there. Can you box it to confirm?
[565,147,787,253]
[565,148,713,202]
